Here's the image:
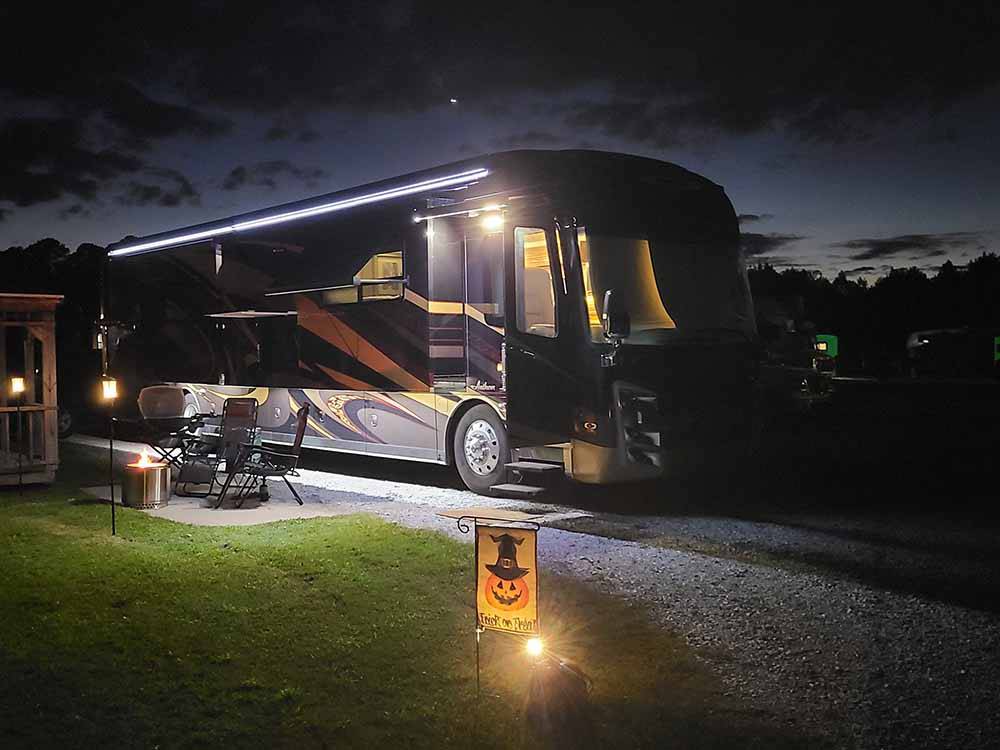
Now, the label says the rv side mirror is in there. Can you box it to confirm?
[602,289,630,341]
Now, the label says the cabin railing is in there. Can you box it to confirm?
[0,405,55,474]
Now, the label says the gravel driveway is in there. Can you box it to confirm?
[285,468,1000,750]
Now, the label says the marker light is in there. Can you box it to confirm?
[9,376,25,396]
[482,213,503,231]
[109,169,489,257]
[101,378,118,401]
[526,638,544,658]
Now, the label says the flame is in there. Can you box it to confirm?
[135,447,154,468]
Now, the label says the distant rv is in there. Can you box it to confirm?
[106,150,759,494]
[906,328,1000,379]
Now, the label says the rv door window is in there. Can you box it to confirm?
[514,227,558,338]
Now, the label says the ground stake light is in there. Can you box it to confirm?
[9,376,25,494]
[101,377,118,535]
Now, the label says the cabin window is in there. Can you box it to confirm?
[514,227,557,338]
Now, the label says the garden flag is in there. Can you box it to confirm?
[476,526,538,635]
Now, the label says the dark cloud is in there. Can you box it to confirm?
[834,232,983,261]
[0,207,8,222]
[841,265,893,278]
[3,3,997,149]
[0,117,143,208]
[59,204,92,220]
[222,160,327,191]
[117,168,199,208]
[738,213,775,225]
[91,79,231,146]
[741,232,806,257]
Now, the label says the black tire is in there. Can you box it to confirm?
[454,405,509,495]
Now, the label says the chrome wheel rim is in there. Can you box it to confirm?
[464,419,500,476]
[57,411,72,433]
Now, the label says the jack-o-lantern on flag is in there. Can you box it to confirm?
[476,526,538,635]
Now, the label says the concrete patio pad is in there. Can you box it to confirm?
[79,483,363,526]
[69,435,589,528]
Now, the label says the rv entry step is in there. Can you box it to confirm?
[489,483,547,498]
[504,461,562,473]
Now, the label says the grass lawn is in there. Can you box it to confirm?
[0,445,815,748]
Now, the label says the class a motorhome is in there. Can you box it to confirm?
[106,150,759,494]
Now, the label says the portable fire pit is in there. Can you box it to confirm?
[122,448,170,509]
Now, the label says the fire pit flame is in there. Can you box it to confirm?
[130,447,160,468]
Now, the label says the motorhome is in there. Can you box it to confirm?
[106,150,759,494]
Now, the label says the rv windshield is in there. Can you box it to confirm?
[578,228,754,345]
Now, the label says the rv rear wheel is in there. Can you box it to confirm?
[454,405,508,495]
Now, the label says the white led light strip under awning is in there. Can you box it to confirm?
[108,168,490,257]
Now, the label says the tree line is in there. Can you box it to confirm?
[748,254,1000,375]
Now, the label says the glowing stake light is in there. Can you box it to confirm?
[9,376,25,396]
[482,212,503,231]
[101,378,118,401]
[526,637,544,658]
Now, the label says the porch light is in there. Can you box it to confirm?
[526,637,544,658]
[482,213,503,231]
[9,376,25,396]
[101,377,118,401]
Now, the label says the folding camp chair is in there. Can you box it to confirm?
[217,404,310,508]
[136,385,204,470]
[175,397,259,498]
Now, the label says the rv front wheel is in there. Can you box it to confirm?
[454,405,508,495]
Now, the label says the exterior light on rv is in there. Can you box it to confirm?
[482,213,503,231]
[526,637,544,658]
[109,168,489,256]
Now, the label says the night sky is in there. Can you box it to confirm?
[1,2,998,279]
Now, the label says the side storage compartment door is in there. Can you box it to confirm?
[361,392,440,462]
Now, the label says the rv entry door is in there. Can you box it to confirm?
[504,224,570,446]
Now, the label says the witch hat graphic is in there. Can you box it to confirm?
[486,533,530,580]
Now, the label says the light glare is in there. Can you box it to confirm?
[482,213,503,231]
[9,376,25,396]
[526,637,544,657]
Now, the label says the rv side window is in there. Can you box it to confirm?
[514,227,557,338]
[321,249,404,305]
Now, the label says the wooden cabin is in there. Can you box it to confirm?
[1,293,63,486]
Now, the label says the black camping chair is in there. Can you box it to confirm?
[175,397,259,498]
[217,403,310,508]
[136,386,204,469]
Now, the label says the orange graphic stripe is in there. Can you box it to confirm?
[297,297,427,391]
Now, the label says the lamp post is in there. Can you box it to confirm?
[102,377,118,535]
[9,376,25,495]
